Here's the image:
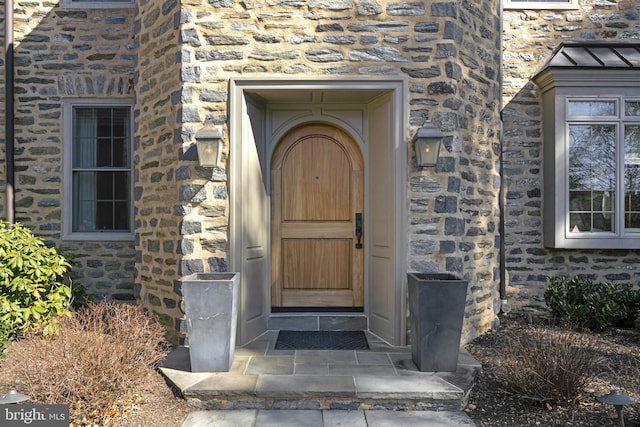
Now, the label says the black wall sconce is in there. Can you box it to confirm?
[413,122,443,167]
[195,126,223,167]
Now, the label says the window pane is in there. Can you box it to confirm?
[72,107,130,168]
[73,171,97,232]
[568,101,616,117]
[72,109,97,168]
[569,191,614,233]
[72,170,130,232]
[625,125,640,232]
[568,124,616,233]
[625,101,640,117]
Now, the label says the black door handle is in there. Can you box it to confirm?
[355,213,363,249]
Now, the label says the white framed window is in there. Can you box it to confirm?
[503,0,578,10]
[63,99,134,241]
[62,0,134,9]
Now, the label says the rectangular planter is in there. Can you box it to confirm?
[182,273,240,372]
[407,273,468,372]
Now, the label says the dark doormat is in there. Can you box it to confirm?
[275,330,369,350]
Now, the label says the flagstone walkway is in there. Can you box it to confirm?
[161,330,480,425]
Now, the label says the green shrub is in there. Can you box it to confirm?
[544,276,633,331]
[615,285,640,328]
[0,221,73,341]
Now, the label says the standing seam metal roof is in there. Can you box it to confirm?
[541,41,640,68]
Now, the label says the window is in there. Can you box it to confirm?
[64,99,134,241]
[62,0,133,9]
[503,0,578,10]
[532,42,640,249]
[566,99,640,238]
[543,96,640,249]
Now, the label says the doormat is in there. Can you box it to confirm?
[275,330,369,350]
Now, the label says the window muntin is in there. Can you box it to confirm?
[565,97,640,240]
[64,100,133,240]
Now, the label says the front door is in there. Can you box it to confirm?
[271,124,364,308]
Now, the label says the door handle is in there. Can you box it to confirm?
[355,213,363,249]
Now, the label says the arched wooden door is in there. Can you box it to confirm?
[271,124,364,308]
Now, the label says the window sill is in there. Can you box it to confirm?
[503,1,579,10]
[544,235,640,250]
[61,1,134,9]
[63,231,134,242]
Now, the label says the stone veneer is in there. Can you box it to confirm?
[2,0,502,345]
[502,0,640,310]
[0,5,137,301]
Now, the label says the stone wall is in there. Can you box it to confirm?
[145,0,503,343]
[0,3,137,301]
[1,0,502,345]
[502,0,640,310]
[134,0,188,341]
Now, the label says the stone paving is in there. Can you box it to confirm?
[160,330,480,426]
[182,408,476,426]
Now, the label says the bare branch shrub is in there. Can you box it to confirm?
[494,324,600,403]
[1,301,168,424]
[621,354,640,422]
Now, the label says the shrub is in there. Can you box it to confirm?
[1,301,168,425]
[494,324,599,403]
[544,276,636,331]
[0,221,72,343]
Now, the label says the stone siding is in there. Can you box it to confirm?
[502,0,640,310]
[136,0,503,343]
[1,0,502,345]
[0,4,137,301]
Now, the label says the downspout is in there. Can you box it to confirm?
[498,0,510,314]
[4,0,15,224]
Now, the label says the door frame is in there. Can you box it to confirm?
[229,78,408,346]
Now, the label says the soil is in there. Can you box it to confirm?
[465,314,640,427]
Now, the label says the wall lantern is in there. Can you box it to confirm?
[195,126,223,167]
[413,122,443,167]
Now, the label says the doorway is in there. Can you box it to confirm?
[270,124,364,309]
[229,78,408,346]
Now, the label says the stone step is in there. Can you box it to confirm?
[182,409,477,426]
[160,332,481,413]
[267,313,368,331]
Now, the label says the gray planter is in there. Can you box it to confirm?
[182,272,240,372]
[407,273,468,372]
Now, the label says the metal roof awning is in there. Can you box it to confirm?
[532,41,640,79]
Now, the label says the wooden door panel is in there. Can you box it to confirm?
[282,137,351,221]
[271,124,364,308]
[282,239,351,290]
